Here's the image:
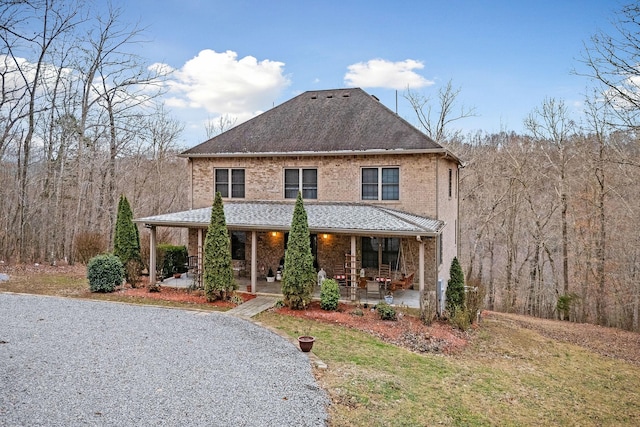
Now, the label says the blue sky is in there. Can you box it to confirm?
[110,0,619,145]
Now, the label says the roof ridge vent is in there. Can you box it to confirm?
[342,92,350,97]
[326,94,333,98]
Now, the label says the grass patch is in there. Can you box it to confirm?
[0,266,227,312]
[255,310,640,426]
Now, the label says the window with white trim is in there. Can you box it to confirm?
[215,168,245,198]
[284,168,317,199]
[361,167,399,200]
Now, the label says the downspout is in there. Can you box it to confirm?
[149,225,156,286]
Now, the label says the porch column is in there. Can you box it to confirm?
[350,235,357,300]
[418,237,425,293]
[197,229,203,285]
[149,226,157,285]
[251,231,257,292]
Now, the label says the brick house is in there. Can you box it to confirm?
[136,88,461,311]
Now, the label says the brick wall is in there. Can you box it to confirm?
[189,153,439,218]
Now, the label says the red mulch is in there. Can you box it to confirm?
[276,301,470,354]
[120,284,256,308]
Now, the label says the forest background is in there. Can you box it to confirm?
[1,1,639,331]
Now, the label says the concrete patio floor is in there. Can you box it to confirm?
[161,273,421,308]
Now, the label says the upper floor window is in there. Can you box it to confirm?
[448,168,453,198]
[284,168,317,199]
[362,167,399,200]
[215,168,245,198]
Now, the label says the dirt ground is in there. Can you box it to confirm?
[485,311,640,366]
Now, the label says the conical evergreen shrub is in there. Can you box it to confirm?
[113,194,142,285]
[203,192,236,301]
[282,192,315,309]
[446,256,465,314]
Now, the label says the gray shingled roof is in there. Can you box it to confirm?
[134,201,444,236]
[181,88,445,156]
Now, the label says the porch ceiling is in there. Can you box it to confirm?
[134,201,444,237]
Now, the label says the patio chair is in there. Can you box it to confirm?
[376,264,392,298]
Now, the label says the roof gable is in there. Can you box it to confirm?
[182,88,444,156]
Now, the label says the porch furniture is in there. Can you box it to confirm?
[390,272,415,291]
[186,255,201,289]
[376,264,392,299]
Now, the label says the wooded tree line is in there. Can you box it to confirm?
[0,1,187,264]
[433,2,640,331]
[1,1,639,330]
[451,123,639,331]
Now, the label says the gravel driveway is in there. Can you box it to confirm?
[0,293,328,426]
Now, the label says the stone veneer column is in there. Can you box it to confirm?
[149,226,156,285]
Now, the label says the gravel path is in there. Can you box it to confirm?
[0,293,328,426]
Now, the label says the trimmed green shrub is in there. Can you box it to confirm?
[320,279,340,311]
[203,192,236,301]
[113,195,140,262]
[446,257,465,315]
[282,193,315,309]
[87,253,124,293]
[376,302,397,321]
[157,244,188,278]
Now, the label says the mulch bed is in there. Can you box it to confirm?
[276,301,470,354]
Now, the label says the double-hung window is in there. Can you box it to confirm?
[215,168,245,198]
[361,167,399,200]
[284,168,317,199]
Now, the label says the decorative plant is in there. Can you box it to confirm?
[157,244,188,278]
[445,256,465,316]
[267,267,274,277]
[281,192,315,309]
[320,278,340,311]
[113,194,142,286]
[203,192,236,301]
[376,301,397,321]
[87,253,124,293]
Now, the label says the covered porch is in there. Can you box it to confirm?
[134,201,444,310]
[159,273,422,308]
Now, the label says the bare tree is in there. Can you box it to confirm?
[524,98,576,297]
[404,79,476,143]
[205,114,237,139]
[578,2,640,129]
[0,0,83,262]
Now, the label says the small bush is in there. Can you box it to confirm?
[376,302,397,321]
[320,278,340,311]
[87,254,124,293]
[351,308,364,317]
[449,306,471,331]
[157,244,188,278]
[74,232,107,264]
[124,258,143,288]
[229,292,244,306]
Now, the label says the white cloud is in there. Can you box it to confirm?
[161,49,290,117]
[344,58,434,90]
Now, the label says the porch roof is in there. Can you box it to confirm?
[134,201,444,237]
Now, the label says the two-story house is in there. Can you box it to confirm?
[136,88,461,311]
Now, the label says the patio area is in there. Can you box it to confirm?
[161,273,421,308]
